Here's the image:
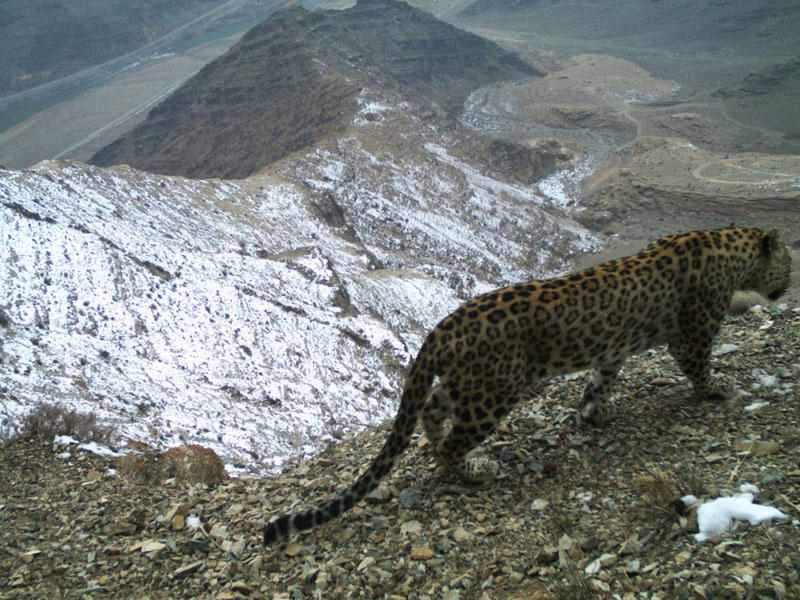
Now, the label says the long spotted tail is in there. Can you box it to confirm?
[263,354,435,545]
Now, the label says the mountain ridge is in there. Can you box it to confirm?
[90,0,539,179]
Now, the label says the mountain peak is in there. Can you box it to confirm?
[90,1,538,179]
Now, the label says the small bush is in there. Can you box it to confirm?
[20,403,114,444]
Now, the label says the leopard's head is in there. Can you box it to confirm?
[748,229,791,301]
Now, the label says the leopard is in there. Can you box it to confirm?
[264,226,791,545]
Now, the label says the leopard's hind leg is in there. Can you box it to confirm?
[433,385,518,483]
[421,381,454,449]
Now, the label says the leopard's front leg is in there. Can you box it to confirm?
[668,308,731,401]
[579,361,622,425]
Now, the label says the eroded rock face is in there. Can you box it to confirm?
[116,443,227,487]
[162,445,228,486]
[484,138,574,185]
[90,8,360,180]
[90,0,538,179]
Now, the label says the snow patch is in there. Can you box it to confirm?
[54,435,126,458]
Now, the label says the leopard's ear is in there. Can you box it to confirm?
[761,230,781,258]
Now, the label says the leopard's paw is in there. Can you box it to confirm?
[579,398,617,427]
[462,454,499,484]
[697,374,735,402]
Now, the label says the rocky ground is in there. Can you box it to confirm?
[2,303,798,600]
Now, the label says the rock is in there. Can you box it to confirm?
[20,549,41,563]
[734,440,781,456]
[284,542,304,557]
[315,570,329,588]
[625,559,641,573]
[731,564,758,584]
[357,556,375,571]
[209,523,228,539]
[400,520,423,536]
[163,499,201,525]
[229,538,247,558]
[530,498,549,511]
[583,553,618,575]
[451,527,473,544]
[140,541,166,554]
[116,443,227,486]
[161,445,228,486]
[104,520,138,536]
[409,546,435,560]
[724,582,747,595]
[536,545,559,565]
[599,553,618,567]
[584,557,602,576]
[619,536,642,556]
[171,514,185,530]
[174,561,204,579]
[366,481,391,502]
[703,452,727,464]
[231,581,256,595]
[398,488,420,508]
[558,534,583,567]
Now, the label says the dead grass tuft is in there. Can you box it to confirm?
[552,567,603,600]
[633,465,703,523]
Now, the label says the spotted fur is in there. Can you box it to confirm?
[264,226,791,544]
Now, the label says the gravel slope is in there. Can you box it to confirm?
[2,303,798,599]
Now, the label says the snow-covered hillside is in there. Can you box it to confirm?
[0,97,600,474]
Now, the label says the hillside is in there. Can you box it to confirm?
[2,305,798,599]
[6,0,800,468]
[1,87,599,473]
[712,58,800,143]
[90,0,539,179]
[449,0,800,154]
[0,0,223,95]
[457,0,800,77]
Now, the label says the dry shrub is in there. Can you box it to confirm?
[20,403,114,444]
[633,464,705,525]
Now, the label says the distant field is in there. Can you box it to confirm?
[0,34,242,169]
